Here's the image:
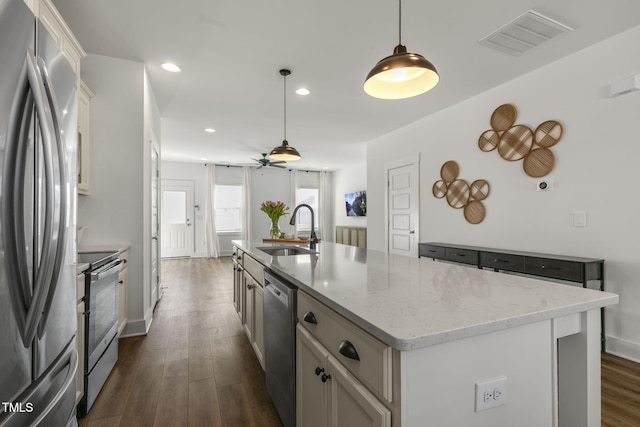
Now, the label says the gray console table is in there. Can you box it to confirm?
[419,242,606,351]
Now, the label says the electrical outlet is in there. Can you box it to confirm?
[475,376,507,412]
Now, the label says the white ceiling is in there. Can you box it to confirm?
[51,0,640,171]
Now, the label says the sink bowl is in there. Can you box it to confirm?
[257,246,317,256]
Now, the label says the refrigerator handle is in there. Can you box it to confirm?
[1,54,33,340]
[36,55,69,337]
[12,340,78,427]
[22,49,58,346]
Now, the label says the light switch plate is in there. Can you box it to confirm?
[573,211,587,227]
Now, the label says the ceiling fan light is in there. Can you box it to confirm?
[364,44,439,99]
[269,140,301,161]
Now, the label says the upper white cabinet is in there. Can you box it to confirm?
[24,0,85,76]
[77,81,93,195]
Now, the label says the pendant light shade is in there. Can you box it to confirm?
[364,0,439,100]
[269,69,301,161]
[269,139,300,161]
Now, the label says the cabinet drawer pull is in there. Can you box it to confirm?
[455,253,466,257]
[321,373,332,383]
[303,311,317,325]
[315,367,324,376]
[338,340,360,361]
[494,259,508,263]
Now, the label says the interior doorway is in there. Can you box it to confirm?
[161,179,195,258]
[385,156,420,257]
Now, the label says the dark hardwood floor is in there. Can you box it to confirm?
[79,257,639,426]
[79,257,281,427]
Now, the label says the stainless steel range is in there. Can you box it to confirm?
[77,251,123,417]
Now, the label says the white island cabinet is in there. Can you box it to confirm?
[233,240,617,427]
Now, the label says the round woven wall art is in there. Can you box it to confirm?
[478,129,501,152]
[432,180,448,199]
[464,200,486,224]
[534,120,563,148]
[440,160,460,184]
[446,179,470,209]
[523,147,555,178]
[490,104,518,132]
[498,124,533,161]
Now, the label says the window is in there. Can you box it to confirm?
[214,185,242,232]
[295,188,319,231]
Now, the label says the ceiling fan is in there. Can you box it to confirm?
[253,153,287,169]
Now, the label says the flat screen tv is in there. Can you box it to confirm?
[345,191,366,216]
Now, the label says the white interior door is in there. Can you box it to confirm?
[161,180,194,258]
[387,160,419,257]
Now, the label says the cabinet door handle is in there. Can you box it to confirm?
[119,280,124,284]
[246,284,253,290]
[315,367,324,376]
[338,340,360,361]
[321,373,332,383]
[303,311,317,325]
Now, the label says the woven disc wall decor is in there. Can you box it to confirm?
[478,129,501,152]
[490,104,517,132]
[478,103,563,177]
[440,160,460,184]
[498,125,533,161]
[523,147,555,178]
[534,120,563,147]
[433,161,489,224]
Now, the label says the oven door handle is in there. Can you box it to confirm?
[91,259,124,281]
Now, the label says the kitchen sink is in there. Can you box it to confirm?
[256,246,317,256]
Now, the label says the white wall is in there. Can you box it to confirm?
[79,53,159,336]
[334,162,367,229]
[367,25,640,361]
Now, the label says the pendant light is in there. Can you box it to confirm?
[268,69,301,161]
[364,0,439,100]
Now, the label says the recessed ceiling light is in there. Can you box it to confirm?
[296,88,310,95]
[323,166,329,170]
[204,128,216,133]
[201,158,207,161]
[161,62,181,72]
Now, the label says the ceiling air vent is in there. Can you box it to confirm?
[479,10,573,56]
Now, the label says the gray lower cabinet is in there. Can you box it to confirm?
[296,324,391,427]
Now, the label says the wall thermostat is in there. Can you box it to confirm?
[536,180,553,191]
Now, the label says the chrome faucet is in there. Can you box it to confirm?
[289,204,318,250]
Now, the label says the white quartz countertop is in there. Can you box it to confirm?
[233,240,618,351]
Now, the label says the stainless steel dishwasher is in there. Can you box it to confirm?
[264,271,297,427]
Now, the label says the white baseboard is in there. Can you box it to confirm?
[605,335,640,363]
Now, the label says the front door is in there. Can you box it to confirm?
[161,180,194,258]
[387,159,419,257]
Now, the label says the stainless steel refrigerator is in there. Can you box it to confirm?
[1,0,79,425]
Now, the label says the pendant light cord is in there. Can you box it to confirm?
[398,0,402,45]
[283,73,287,141]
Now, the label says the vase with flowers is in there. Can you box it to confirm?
[260,200,289,239]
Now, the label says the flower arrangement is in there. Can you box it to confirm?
[260,200,289,239]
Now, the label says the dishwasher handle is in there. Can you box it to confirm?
[265,282,289,307]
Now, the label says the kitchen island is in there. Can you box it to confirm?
[233,240,618,427]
